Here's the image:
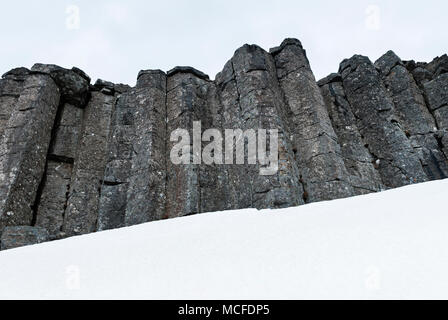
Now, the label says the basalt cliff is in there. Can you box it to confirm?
[1,39,447,250]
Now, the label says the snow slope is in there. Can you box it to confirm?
[1,179,448,300]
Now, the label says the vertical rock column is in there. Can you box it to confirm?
[165,68,212,218]
[1,226,49,250]
[318,74,384,195]
[405,55,448,160]
[271,39,354,202]
[197,78,230,214]
[424,73,448,159]
[375,51,448,180]
[63,91,116,236]
[215,60,250,209]
[35,104,83,239]
[125,70,167,226]
[98,71,167,229]
[97,89,134,230]
[24,64,92,239]
[35,161,73,238]
[0,68,29,137]
[0,73,60,232]
[340,55,427,188]
[216,44,304,209]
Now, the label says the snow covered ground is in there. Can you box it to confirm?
[1,179,447,300]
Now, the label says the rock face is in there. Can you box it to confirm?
[0,226,49,250]
[0,39,447,250]
[339,55,428,188]
[318,74,384,195]
[271,39,354,202]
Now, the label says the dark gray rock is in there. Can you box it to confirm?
[165,70,209,217]
[71,67,91,83]
[167,66,210,80]
[137,70,166,89]
[63,92,116,236]
[317,73,342,86]
[49,103,83,160]
[114,83,131,94]
[99,70,167,229]
[197,81,230,214]
[2,67,30,81]
[269,38,303,56]
[94,79,115,91]
[409,66,433,88]
[31,64,90,107]
[35,161,72,239]
[0,74,60,234]
[375,51,448,180]
[0,39,446,251]
[424,73,448,112]
[426,54,448,77]
[340,55,428,188]
[0,226,49,250]
[374,50,403,76]
[436,130,448,159]
[0,73,27,138]
[424,73,448,158]
[272,39,354,202]
[319,77,384,194]
[123,71,167,225]
[216,44,304,209]
[91,79,131,95]
[97,92,136,230]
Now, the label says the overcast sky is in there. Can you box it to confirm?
[0,0,446,86]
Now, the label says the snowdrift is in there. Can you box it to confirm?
[0,179,447,299]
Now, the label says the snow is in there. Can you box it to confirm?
[1,179,448,300]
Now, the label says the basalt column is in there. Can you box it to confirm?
[404,55,448,160]
[340,55,427,188]
[165,68,215,218]
[424,73,448,160]
[96,74,166,231]
[123,71,166,226]
[63,91,117,236]
[0,71,60,232]
[196,77,230,214]
[35,103,83,239]
[216,44,304,209]
[27,64,92,239]
[318,74,384,195]
[271,39,354,202]
[375,51,448,180]
[0,68,29,137]
[0,39,447,252]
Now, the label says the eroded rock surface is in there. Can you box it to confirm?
[340,55,428,188]
[0,39,447,250]
[0,226,49,250]
[271,39,354,202]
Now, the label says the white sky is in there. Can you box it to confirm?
[0,0,446,86]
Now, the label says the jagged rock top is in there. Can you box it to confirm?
[374,50,403,76]
[0,38,447,251]
[269,38,303,55]
[339,55,371,73]
[31,63,91,107]
[317,73,342,86]
[167,66,209,80]
[2,67,30,81]
[137,69,165,79]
